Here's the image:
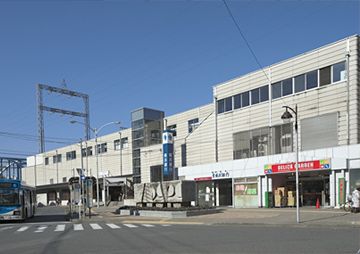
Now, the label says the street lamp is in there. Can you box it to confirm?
[281,104,300,223]
[70,120,121,207]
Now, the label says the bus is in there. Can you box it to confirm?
[0,178,36,221]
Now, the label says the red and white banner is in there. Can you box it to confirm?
[264,159,331,174]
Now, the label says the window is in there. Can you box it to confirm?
[217,97,232,113]
[121,137,129,148]
[150,165,162,182]
[233,94,241,109]
[306,70,318,89]
[167,124,177,137]
[50,179,54,184]
[251,88,260,105]
[81,146,93,157]
[217,99,225,114]
[96,143,107,154]
[333,61,346,82]
[259,85,269,102]
[188,118,199,133]
[233,127,269,159]
[282,78,293,96]
[272,123,293,154]
[66,150,76,160]
[301,113,338,151]
[225,97,232,112]
[294,74,305,93]
[52,154,61,164]
[319,66,331,86]
[62,177,67,183]
[45,157,49,165]
[271,82,281,99]
[241,91,250,107]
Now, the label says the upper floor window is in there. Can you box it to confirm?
[52,154,62,164]
[81,146,93,157]
[234,94,241,109]
[332,61,346,82]
[320,66,331,86]
[271,82,281,99]
[217,97,232,114]
[188,118,199,133]
[66,150,76,161]
[306,70,318,89]
[241,91,250,107]
[294,74,305,93]
[45,157,49,165]
[167,124,177,137]
[282,78,293,96]
[96,143,107,154]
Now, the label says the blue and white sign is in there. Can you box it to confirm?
[162,130,174,179]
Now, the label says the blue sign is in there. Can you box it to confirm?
[162,130,174,179]
[80,175,85,181]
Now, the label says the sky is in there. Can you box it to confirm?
[0,0,359,157]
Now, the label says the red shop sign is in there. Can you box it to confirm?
[264,159,330,174]
[194,177,212,181]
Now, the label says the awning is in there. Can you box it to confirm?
[106,177,127,186]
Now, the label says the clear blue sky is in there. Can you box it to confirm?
[0,0,359,157]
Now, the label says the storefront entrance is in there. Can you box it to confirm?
[270,170,330,207]
[215,179,233,206]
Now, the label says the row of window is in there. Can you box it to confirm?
[218,61,346,114]
[44,138,129,165]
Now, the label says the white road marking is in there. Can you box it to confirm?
[123,224,138,228]
[106,223,120,229]
[54,225,66,232]
[89,223,102,230]
[17,226,29,232]
[0,226,13,231]
[74,224,84,231]
[141,224,155,227]
[161,224,171,227]
[35,226,47,233]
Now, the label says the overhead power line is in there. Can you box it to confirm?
[222,0,270,82]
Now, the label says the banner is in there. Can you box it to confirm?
[162,130,174,179]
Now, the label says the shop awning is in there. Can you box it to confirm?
[106,177,127,186]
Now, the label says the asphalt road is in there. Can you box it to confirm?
[0,207,359,254]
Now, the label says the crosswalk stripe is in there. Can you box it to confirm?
[123,224,138,228]
[141,224,155,227]
[0,226,13,231]
[35,226,47,233]
[17,226,29,232]
[89,223,102,230]
[106,223,120,229]
[55,225,66,232]
[74,224,84,231]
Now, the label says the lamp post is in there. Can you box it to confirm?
[70,120,121,207]
[281,104,300,223]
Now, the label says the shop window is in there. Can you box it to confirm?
[271,82,281,99]
[234,94,241,109]
[217,99,225,114]
[235,183,258,195]
[282,78,293,96]
[241,91,250,107]
[333,61,346,82]
[306,70,318,89]
[259,85,269,102]
[320,66,331,86]
[294,74,305,93]
[251,88,260,105]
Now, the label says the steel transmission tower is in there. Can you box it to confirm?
[36,84,90,153]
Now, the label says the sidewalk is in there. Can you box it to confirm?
[86,206,360,227]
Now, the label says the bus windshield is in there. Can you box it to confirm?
[0,189,19,206]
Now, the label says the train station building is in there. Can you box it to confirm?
[23,35,360,208]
